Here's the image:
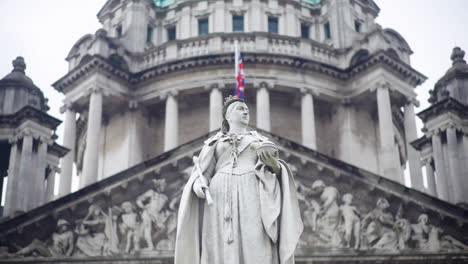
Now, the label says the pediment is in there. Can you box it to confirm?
[1,130,467,263]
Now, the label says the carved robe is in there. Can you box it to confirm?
[175,131,303,264]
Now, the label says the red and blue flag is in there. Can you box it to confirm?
[235,43,245,99]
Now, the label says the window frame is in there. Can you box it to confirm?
[232,15,244,32]
[268,16,279,34]
[198,18,209,36]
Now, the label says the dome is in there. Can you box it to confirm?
[0,57,48,114]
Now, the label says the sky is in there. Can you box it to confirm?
[0,0,467,193]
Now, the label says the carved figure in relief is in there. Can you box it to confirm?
[175,96,303,264]
[119,202,141,253]
[312,180,341,246]
[361,198,398,250]
[394,218,411,250]
[75,205,118,256]
[410,214,430,250]
[15,219,74,257]
[339,193,361,249]
[296,181,320,232]
[136,178,170,250]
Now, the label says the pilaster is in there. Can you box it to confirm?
[81,87,103,188]
[423,158,437,196]
[300,88,316,150]
[404,99,424,191]
[59,104,77,196]
[256,82,271,132]
[376,83,400,182]
[164,91,179,151]
[208,84,223,132]
[431,131,449,200]
[4,139,19,216]
[446,126,462,203]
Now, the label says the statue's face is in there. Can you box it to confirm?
[227,102,249,127]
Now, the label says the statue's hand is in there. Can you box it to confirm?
[258,148,281,174]
[193,177,208,199]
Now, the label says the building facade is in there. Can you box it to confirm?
[0,0,468,263]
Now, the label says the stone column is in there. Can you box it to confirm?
[256,83,271,132]
[463,134,468,202]
[446,126,462,203]
[4,139,19,216]
[376,85,399,182]
[424,158,437,196]
[18,133,34,211]
[45,166,57,202]
[404,101,424,191]
[81,88,103,188]
[33,140,48,208]
[301,91,317,150]
[209,86,223,132]
[164,92,179,151]
[432,132,449,200]
[59,105,76,196]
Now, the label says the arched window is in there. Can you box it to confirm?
[349,49,370,66]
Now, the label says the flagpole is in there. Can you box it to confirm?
[234,40,239,96]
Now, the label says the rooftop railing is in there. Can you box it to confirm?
[139,32,338,70]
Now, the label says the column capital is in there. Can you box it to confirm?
[340,97,352,107]
[161,90,179,100]
[205,82,225,92]
[128,100,139,111]
[371,81,391,92]
[253,80,275,91]
[299,87,318,96]
[421,157,433,166]
[59,102,78,114]
[404,97,420,107]
[88,86,104,94]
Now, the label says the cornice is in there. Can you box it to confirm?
[52,55,131,93]
[417,98,468,122]
[348,50,426,86]
[0,106,62,130]
[53,49,427,98]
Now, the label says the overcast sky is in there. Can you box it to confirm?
[0,0,467,192]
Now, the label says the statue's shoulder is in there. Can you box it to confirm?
[250,131,271,142]
[203,131,224,146]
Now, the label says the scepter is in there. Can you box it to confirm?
[193,156,214,206]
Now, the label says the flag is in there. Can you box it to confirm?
[235,41,245,99]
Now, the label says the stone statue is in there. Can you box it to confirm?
[74,204,119,256]
[175,96,303,264]
[136,178,170,250]
[361,198,398,250]
[339,193,361,249]
[312,180,341,246]
[118,201,141,253]
[15,219,74,257]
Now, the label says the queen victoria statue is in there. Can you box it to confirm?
[175,96,303,264]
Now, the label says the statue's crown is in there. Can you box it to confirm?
[223,95,242,107]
